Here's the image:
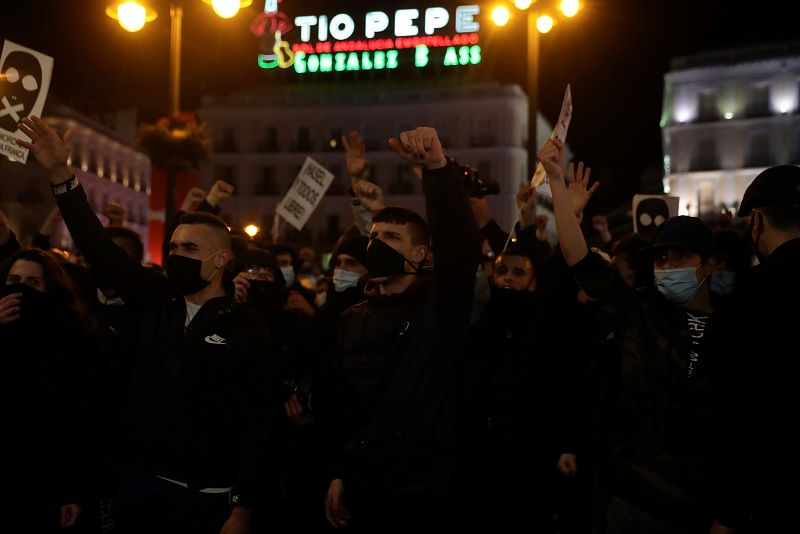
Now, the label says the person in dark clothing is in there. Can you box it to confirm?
[18,116,282,534]
[715,165,800,533]
[0,248,100,531]
[463,243,585,533]
[541,138,730,534]
[323,127,482,530]
[317,234,369,320]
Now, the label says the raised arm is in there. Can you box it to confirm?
[389,127,482,311]
[539,139,597,266]
[17,116,167,301]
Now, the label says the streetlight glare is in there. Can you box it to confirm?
[244,224,260,237]
[536,14,554,33]
[491,6,511,27]
[514,0,533,9]
[106,1,157,32]
[211,0,240,19]
[117,1,148,32]
[561,0,580,18]
[202,0,253,20]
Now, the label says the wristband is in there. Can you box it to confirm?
[51,175,80,196]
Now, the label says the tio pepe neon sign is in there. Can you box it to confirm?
[256,3,483,73]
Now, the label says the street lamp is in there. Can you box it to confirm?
[106,0,250,256]
[491,0,582,178]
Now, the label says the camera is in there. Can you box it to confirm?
[461,164,500,198]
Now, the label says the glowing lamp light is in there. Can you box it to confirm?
[244,224,260,237]
[105,1,157,32]
[329,138,338,149]
[514,0,533,9]
[560,0,580,18]
[536,15,554,33]
[491,6,511,27]
[203,0,253,19]
[724,112,733,120]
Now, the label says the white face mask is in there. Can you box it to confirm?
[280,265,295,287]
[332,268,361,293]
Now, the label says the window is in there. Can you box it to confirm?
[255,166,278,195]
[293,126,312,151]
[690,138,718,171]
[746,84,770,117]
[258,127,278,152]
[215,127,237,152]
[214,165,236,188]
[697,91,718,122]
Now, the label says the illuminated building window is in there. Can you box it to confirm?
[690,137,718,172]
[697,91,719,122]
[746,84,771,118]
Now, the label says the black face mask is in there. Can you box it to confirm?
[166,254,215,295]
[0,283,55,324]
[489,285,533,313]
[365,239,420,278]
[248,280,286,311]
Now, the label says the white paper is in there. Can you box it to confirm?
[531,84,573,197]
[0,40,54,163]
[276,157,335,231]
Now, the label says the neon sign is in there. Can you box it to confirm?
[255,2,483,73]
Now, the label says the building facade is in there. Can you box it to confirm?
[661,41,800,218]
[0,105,151,255]
[199,81,554,250]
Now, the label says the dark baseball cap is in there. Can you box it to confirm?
[641,216,712,256]
[737,165,800,216]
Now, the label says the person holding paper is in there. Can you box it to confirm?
[540,137,731,534]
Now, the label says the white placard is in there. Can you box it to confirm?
[0,40,54,163]
[531,84,573,197]
[632,194,680,238]
[276,156,335,231]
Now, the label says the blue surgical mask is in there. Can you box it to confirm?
[280,265,296,287]
[333,268,361,293]
[710,270,736,296]
[654,266,706,305]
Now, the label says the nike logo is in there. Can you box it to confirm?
[204,334,227,345]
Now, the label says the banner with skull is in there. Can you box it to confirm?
[632,194,680,240]
[0,40,54,163]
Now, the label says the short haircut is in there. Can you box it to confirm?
[497,247,536,271]
[761,203,800,231]
[265,244,296,263]
[373,207,430,246]
[180,212,231,247]
[105,226,144,261]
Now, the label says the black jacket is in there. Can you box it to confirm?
[54,183,282,507]
[326,162,482,499]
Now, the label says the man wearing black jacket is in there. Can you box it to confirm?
[323,127,482,530]
[18,116,281,534]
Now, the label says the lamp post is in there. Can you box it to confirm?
[492,0,581,178]
[105,0,250,257]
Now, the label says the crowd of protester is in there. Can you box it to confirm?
[0,116,798,533]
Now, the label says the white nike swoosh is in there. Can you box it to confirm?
[204,336,227,345]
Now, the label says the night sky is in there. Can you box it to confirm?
[1,0,797,214]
